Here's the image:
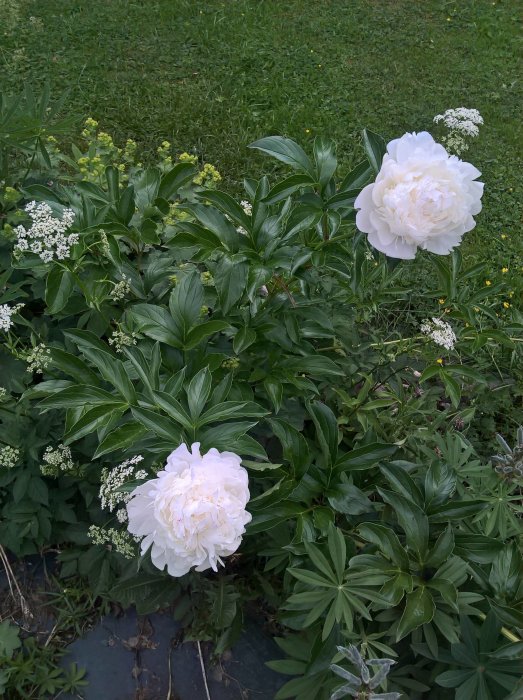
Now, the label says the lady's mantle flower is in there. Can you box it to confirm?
[420,317,457,350]
[126,443,251,577]
[354,132,483,259]
[14,201,77,262]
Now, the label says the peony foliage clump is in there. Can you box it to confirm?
[0,90,522,700]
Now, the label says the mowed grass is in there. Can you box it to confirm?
[2,0,522,270]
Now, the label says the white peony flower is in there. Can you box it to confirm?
[354,132,484,259]
[126,442,251,577]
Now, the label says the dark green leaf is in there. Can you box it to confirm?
[64,403,126,444]
[187,367,212,419]
[214,255,249,313]
[263,174,316,205]
[307,400,338,464]
[93,422,147,458]
[158,162,195,200]
[313,136,337,186]
[185,320,230,350]
[249,136,315,175]
[45,267,74,314]
[129,304,182,348]
[396,587,435,640]
[362,129,387,174]
[335,443,397,472]
[131,407,184,443]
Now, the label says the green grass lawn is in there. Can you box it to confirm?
[2,0,522,271]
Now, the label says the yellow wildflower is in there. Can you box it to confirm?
[485,280,491,286]
[436,358,444,365]
[501,267,508,274]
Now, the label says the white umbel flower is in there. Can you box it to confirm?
[14,201,77,262]
[434,108,484,155]
[420,317,457,350]
[354,132,484,259]
[126,442,251,577]
[0,303,24,332]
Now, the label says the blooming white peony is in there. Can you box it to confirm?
[126,442,251,577]
[354,131,483,259]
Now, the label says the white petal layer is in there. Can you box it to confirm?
[354,131,483,259]
[126,443,251,577]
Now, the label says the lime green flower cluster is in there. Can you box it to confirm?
[178,151,198,166]
[81,117,99,138]
[45,135,61,157]
[78,118,139,183]
[164,202,191,225]
[193,162,222,188]
[157,140,173,169]
[2,186,20,204]
[222,357,240,370]
[200,271,214,286]
[77,154,106,180]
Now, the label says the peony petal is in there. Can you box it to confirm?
[367,231,417,259]
[126,443,250,578]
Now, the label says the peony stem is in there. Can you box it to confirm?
[197,640,212,700]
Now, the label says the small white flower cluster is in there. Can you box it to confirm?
[0,387,7,402]
[99,230,110,256]
[87,525,137,559]
[228,200,252,236]
[433,108,483,155]
[99,455,145,516]
[108,329,137,353]
[14,201,77,262]
[25,344,51,374]
[240,200,252,216]
[0,303,24,332]
[0,446,19,469]
[40,445,74,477]
[420,317,457,351]
[110,274,131,301]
